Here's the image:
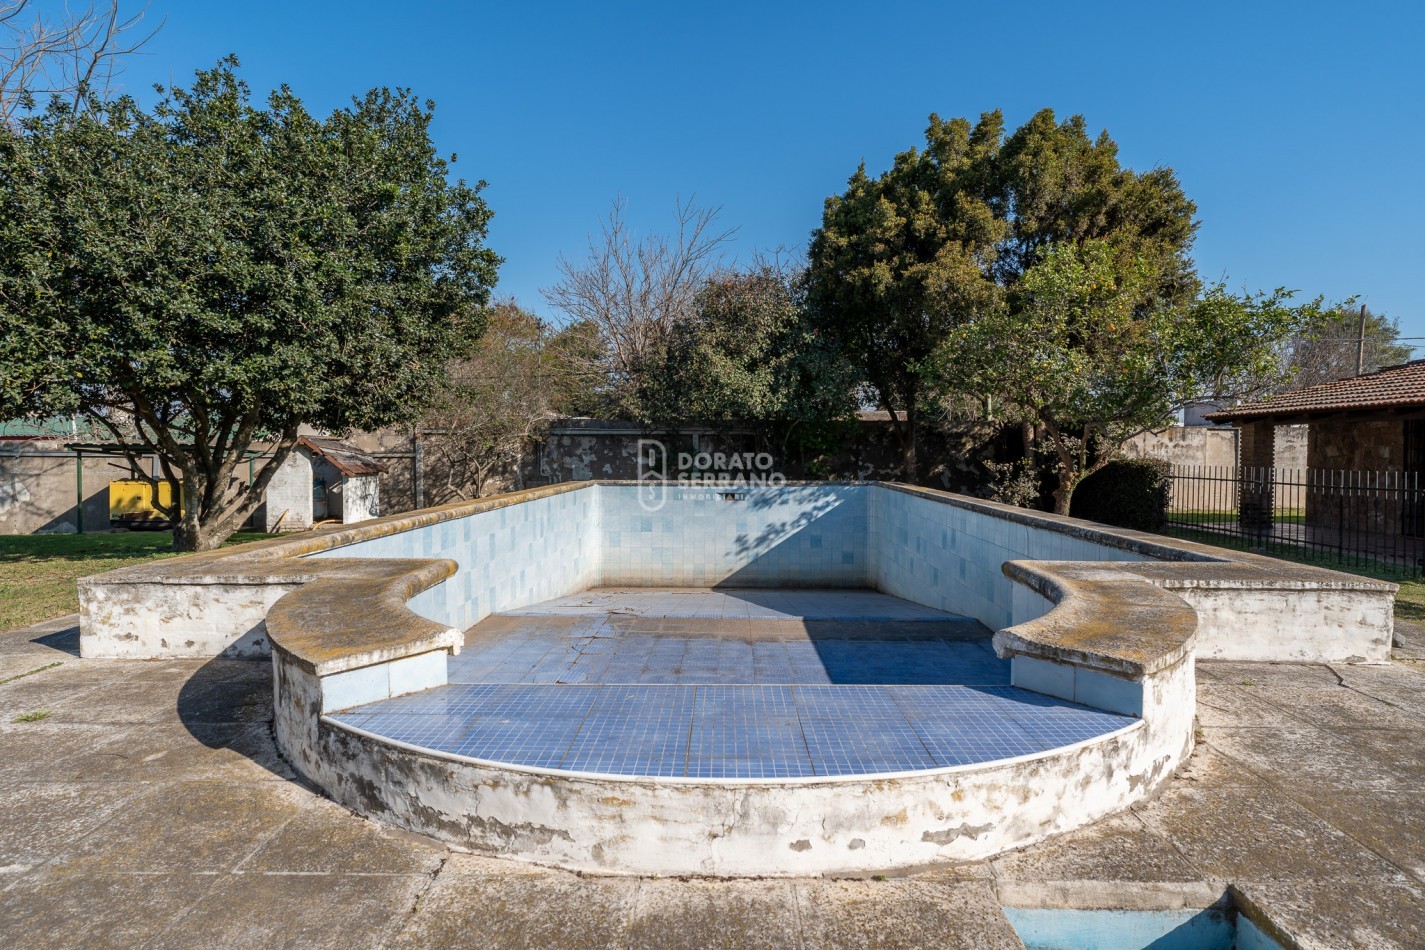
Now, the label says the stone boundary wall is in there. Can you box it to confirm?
[1122,424,1307,472]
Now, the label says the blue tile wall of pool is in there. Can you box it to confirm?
[303,484,1154,634]
[304,487,600,631]
[869,488,1147,630]
[597,485,869,587]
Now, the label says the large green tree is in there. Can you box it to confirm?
[642,262,856,429]
[0,59,499,549]
[806,108,1201,482]
[805,112,1003,480]
[929,241,1313,513]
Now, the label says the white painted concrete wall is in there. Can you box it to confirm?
[269,641,1194,876]
[258,451,314,532]
[339,474,381,524]
[79,578,301,659]
[1168,584,1393,662]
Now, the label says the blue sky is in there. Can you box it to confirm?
[122,1,1425,341]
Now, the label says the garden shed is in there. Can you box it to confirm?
[257,436,386,533]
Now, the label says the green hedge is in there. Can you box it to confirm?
[1069,458,1171,531]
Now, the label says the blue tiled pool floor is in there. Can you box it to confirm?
[503,588,958,621]
[328,588,1138,778]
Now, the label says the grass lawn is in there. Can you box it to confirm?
[0,531,275,633]
[1169,509,1306,526]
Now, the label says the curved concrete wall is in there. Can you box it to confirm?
[269,646,1194,877]
[262,526,1202,876]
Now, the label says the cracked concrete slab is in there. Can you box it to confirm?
[0,781,142,870]
[0,721,121,782]
[0,872,222,948]
[1138,782,1406,882]
[1194,683,1306,729]
[1234,877,1425,949]
[147,871,429,950]
[991,812,1203,885]
[2,621,1425,945]
[795,878,1022,949]
[626,878,803,950]
[1194,660,1344,688]
[1167,738,1267,787]
[43,780,309,875]
[1246,682,1425,731]
[1280,786,1425,882]
[1204,723,1413,792]
[389,854,639,949]
[49,721,291,783]
[238,797,446,875]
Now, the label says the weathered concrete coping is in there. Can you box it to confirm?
[996,561,1199,679]
[264,559,462,677]
[79,477,1397,673]
[1123,559,1399,593]
[78,482,596,667]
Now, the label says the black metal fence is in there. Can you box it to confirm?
[1165,465,1425,577]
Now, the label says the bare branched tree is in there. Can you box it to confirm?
[422,302,554,502]
[1278,304,1414,391]
[0,1,162,121]
[542,196,735,416]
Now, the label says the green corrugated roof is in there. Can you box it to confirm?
[0,415,102,440]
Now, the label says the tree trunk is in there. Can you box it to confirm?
[1043,418,1078,516]
[172,517,224,552]
[896,405,918,483]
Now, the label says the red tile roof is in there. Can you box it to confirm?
[1207,361,1425,422]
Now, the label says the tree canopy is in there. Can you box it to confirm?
[640,262,855,429]
[805,108,1201,481]
[422,301,553,503]
[1280,304,1413,391]
[0,58,499,549]
[929,241,1311,512]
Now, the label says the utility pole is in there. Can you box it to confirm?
[1356,303,1368,375]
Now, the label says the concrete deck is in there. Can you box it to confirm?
[3,613,1425,947]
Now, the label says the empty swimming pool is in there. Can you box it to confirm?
[94,480,1398,874]
[327,588,1135,779]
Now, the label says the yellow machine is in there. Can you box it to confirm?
[109,479,180,529]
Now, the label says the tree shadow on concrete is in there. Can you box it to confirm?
[176,654,302,783]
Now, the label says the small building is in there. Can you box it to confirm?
[1206,360,1425,538]
[258,437,386,533]
[1181,400,1226,427]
